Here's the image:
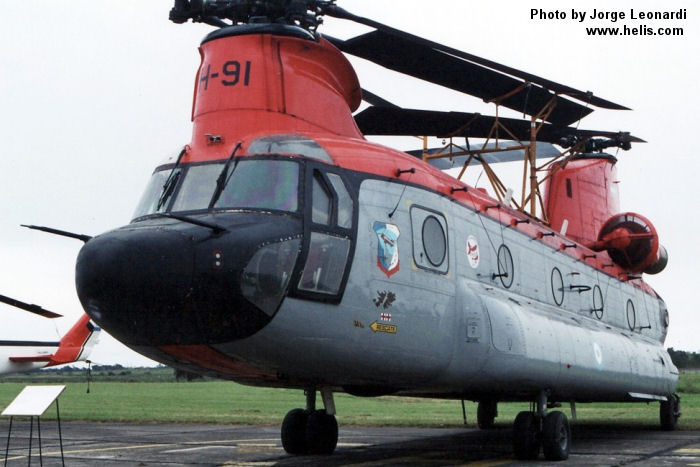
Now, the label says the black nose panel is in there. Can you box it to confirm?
[76,226,272,346]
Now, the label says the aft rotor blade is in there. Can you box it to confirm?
[406,142,561,169]
[0,294,62,318]
[354,106,644,145]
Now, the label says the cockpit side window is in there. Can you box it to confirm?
[311,173,332,225]
[295,167,356,301]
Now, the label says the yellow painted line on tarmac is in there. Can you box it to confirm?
[4,442,177,461]
[463,460,513,467]
[676,448,700,454]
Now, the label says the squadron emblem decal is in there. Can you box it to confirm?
[373,221,400,277]
[467,235,480,268]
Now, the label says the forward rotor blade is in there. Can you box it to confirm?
[0,294,62,318]
[324,5,629,124]
[361,88,399,108]
[354,106,644,145]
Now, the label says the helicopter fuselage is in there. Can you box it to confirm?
[75,23,677,408]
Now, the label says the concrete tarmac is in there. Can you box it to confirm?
[2,420,700,466]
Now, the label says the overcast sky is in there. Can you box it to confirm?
[1,0,697,366]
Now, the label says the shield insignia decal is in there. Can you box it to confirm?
[373,221,400,277]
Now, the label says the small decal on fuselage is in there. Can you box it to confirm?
[467,235,480,268]
[373,290,396,309]
[373,222,400,277]
[593,342,604,368]
[370,321,397,334]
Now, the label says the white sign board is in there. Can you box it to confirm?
[2,385,65,417]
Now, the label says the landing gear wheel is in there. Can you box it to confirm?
[477,400,498,429]
[513,411,540,460]
[305,410,338,455]
[542,410,571,461]
[660,394,681,431]
[281,408,309,455]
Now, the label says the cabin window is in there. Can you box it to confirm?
[422,216,446,266]
[592,285,604,319]
[496,244,514,288]
[626,299,636,331]
[551,268,564,306]
[410,206,448,274]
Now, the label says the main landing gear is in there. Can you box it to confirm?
[281,388,338,455]
[477,399,498,429]
[512,391,571,461]
[660,393,681,431]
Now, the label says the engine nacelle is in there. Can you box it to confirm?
[588,212,668,274]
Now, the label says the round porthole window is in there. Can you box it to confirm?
[496,244,514,288]
[551,268,564,306]
[422,215,446,267]
[626,299,636,331]
[592,285,604,320]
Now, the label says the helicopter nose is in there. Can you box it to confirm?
[75,227,196,345]
[75,225,278,347]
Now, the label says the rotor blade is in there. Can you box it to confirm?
[405,142,561,169]
[0,294,62,318]
[21,224,92,243]
[329,31,592,126]
[361,88,399,108]
[324,5,629,113]
[354,106,644,145]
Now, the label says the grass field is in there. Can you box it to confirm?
[0,370,698,429]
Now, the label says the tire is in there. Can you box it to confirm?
[305,410,338,455]
[477,400,497,429]
[660,394,681,431]
[542,410,571,461]
[513,411,540,460]
[281,408,309,455]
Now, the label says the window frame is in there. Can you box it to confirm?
[409,205,450,275]
[290,164,358,303]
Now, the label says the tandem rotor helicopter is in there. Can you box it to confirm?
[12,0,679,461]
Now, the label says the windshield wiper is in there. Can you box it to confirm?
[208,141,243,209]
[154,212,227,234]
[156,147,187,211]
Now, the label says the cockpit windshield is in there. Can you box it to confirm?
[133,158,299,220]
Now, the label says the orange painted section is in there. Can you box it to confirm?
[544,157,620,246]
[159,345,276,379]
[173,28,658,295]
[47,314,94,367]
